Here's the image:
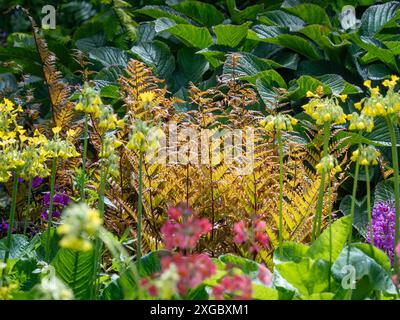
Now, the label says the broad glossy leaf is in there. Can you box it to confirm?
[275,257,330,296]
[52,248,95,299]
[361,1,400,36]
[177,48,209,83]
[172,1,224,27]
[165,24,213,49]
[374,180,395,205]
[0,235,30,259]
[252,284,279,300]
[273,241,309,265]
[259,10,305,31]
[131,40,175,78]
[339,195,368,237]
[307,215,352,262]
[89,47,128,67]
[284,4,331,26]
[332,245,397,296]
[213,23,249,47]
[227,0,263,24]
[136,5,191,24]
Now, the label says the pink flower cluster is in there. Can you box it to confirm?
[233,219,269,254]
[161,205,212,250]
[212,274,252,300]
[161,253,216,296]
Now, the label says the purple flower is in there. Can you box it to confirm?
[366,201,397,264]
[32,176,43,189]
[0,218,8,234]
[41,191,70,221]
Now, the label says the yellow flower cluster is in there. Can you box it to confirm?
[45,127,80,160]
[126,120,163,153]
[356,76,400,117]
[303,91,347,125]
[0,99,51,182]
[139,91,156,105]
[75,84,102,118]
[315,155,342,175]
[350,145,380,166]
[99,133,123,178]
[98,105,124,134]
[259,114,298,131]
[57,203,102,252]
[347,112,374,132]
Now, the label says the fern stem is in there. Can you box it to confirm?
[137,152,144,262]
[277,130,284,256]
[80,113,89,200]
[46,157,58,263]
[365,165,374,247]
[387,117,400,275]
[23,178,33,235]
[312,121,330,241]
[2,170,20,278]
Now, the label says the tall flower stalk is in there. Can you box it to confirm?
[45,157,57,262]
[127,119,163,263]
[75,83,102,200]
[302,88,347,241]
[260,113,297,255]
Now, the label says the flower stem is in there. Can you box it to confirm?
[387,117,400,275]
[23,178,33,235]
[347,159,360,263]
[46,157,57,263]
[327,175,333,291]
[365,165,374,247]
[137,152,144,263]
[312,121,330,242]
[2,170,20,272]
[277,130,284,256]
[80,113,89,200]
[91,148,108,300]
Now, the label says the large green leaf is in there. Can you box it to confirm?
[332,245,397,297]
[52,248,95,299]
[131,40,175,78]
[89,47,128,67]
[213,23,249,47]
[135,5,191,24]
[259,10,305,31]
[307,216,352,262]
[284,4,331,26]
[249,31,321,60]
[172,1,224,27]
[273,242,309,265]
[275,257,330,296]
[252,284,279,300]
[165,24,213,49]
[339,195,368,237]
[226,0,263,24]
[138,250,170,277]
[0,235,30,260]
[177,48,209,83]
[361,1,400,36]
[374,180,395,205]
[218,253,259,275]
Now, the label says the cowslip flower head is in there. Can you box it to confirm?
[45,127,80,159]
[126,120,163,154]
[350,145,380,166]
[360,76,400,117]
[57,203,102,252]
[259,114,298,132]
[347,112,374,132]
[75,83,102,118]
[98,105,124,134]
[315,155,342,175]
[303,89,347,125]
[99,133,123,178]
